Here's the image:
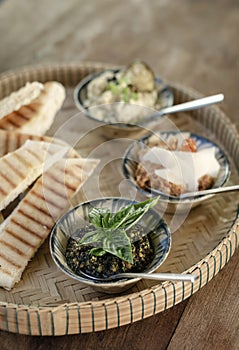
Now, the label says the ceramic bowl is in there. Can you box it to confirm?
[49,197,171,294]
[122,131,230,213]
[73,69,174,139]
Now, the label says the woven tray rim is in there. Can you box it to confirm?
[0,62,238,335]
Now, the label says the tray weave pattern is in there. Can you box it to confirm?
[0,63,238,335]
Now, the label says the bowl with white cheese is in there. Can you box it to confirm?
[122,131,230,212]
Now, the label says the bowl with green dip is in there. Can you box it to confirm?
[50,197,171,293]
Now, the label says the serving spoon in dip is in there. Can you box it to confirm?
[79,270,198,283]
[142,93,224,124]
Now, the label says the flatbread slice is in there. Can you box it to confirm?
[0,157,99,290]
[0,129,70,157]
[0,140,69,211]
[0,82,44,119]
[0,82,66,135]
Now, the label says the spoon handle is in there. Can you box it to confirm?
[117,272,198,283]
[179,184,239,199]
[159,93,224,116]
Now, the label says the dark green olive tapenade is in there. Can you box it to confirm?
[65,197,159,280]
[65,224,154,279]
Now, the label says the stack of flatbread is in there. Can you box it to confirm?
[0,82,100,290]
[0,81,66,135]
[0,131,99,290]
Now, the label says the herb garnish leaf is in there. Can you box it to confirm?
[78,197,159,263]
[89,248,106,257]
[79,227,133,263]
[88,207,111,228]
[107,197,159,230]
[89,197,159,230]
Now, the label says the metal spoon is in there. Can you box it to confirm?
[79,270,198,283]
[171,184,239,200]
[145,184,239,200]
[143,93,224,123]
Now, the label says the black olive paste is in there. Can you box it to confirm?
[65,224,154,279]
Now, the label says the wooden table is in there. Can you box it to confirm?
[0,1,239,349]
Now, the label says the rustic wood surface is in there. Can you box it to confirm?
[0,0,239,349]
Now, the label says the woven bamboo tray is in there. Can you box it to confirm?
[0,63,238,336]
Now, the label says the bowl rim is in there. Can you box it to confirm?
[49,196,172,288]
[73,68,174,129]
[122,131,231,203]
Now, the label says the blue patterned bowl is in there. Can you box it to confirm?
[122,131,230,213]
[49,197,171,294]
[73,69,174,139]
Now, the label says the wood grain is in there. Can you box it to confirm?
[167,252,239,350]
[0,301,187,350]
[0,0,239,349]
